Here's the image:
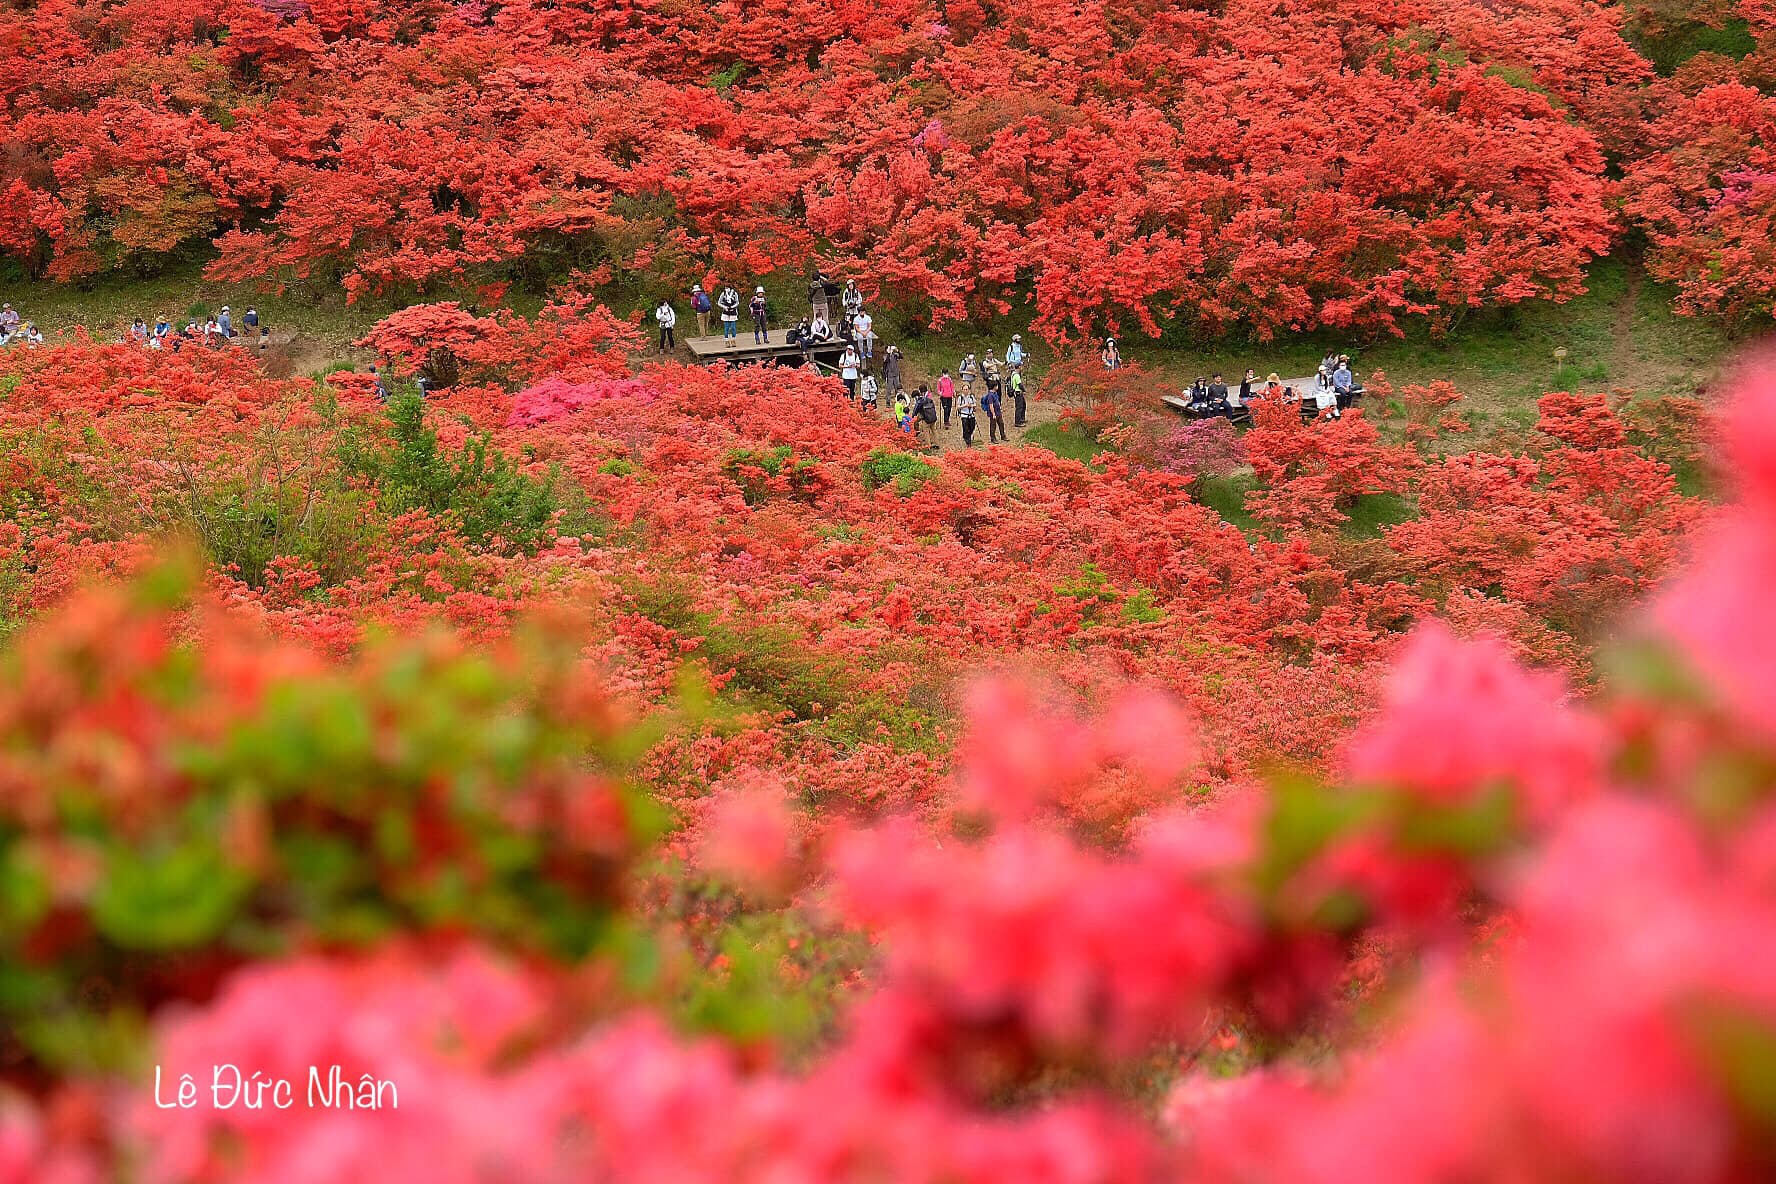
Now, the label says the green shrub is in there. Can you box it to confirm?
[860,447,936,495]
[340,388,602,550]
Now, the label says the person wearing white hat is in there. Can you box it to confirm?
[218,306,233,339]
[1006,334,1025,369]
[750,286,769,344]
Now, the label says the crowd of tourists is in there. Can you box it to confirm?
[1180,352,1361,421]
[112,306,269,352]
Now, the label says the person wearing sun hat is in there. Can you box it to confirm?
[750,286,768,344]
[1006,334,1025,369]
[218,306,233,339]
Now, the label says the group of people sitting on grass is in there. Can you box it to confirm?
[118,307,268,352]
[0,304,43,347]
[1184,352,1359,421]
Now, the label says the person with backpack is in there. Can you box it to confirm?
[717,285,741,347]
[692,285,712,337]
[655,299,677,352]
[1006,334,1025,369]
[1008,367,1027,427]
[958,388,978,447]
[914,385,939,446]
[839,343,862,400]
[750,287,769,344]
[982,380,1006,443]
[936,369,955,427]
[894,389,913,433]
[958,352,978,398]
[860,372,879,413]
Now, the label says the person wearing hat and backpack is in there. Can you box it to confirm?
[692,285,712,336]
[1006,334,1025,369]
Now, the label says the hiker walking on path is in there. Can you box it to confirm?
[958,352,978,398]
[958,389,978,447]
[750,287,769,343]
[692,285,712,336]
[914,385,939,447]
[1006,334,1025,369]
[718,285,741,346]
[937,369,955,427]
[860,372,879,413]
[655,299,677,352]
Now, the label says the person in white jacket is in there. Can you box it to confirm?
[655,300,677,352]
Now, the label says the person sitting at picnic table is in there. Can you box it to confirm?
[1334,356,1355,403]
[852,308,874,360]
[1322,351,1340,381]
[1264,372,1285,401]
[1239,369,1255,404]
[1208,373,1230,410]
[1006,334,1025,369]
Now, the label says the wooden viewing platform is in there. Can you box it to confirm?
[682,333,849,365]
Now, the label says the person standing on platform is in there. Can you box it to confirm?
[750,287,769,344]
[692,285,712,337]
[654,299,677,352]
[842,279,864,325]
[718,285,741,347]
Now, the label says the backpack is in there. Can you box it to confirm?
[919,396,937,424]
[694,291,711,312]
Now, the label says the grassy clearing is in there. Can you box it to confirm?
[1023,421,1108,467]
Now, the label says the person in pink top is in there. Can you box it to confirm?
[936,369,956,428]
